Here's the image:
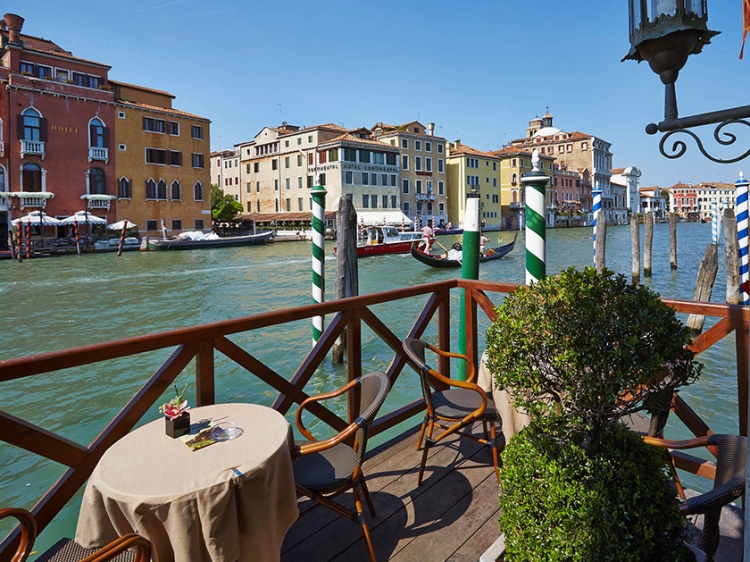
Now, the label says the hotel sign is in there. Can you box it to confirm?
[50,125,79,134]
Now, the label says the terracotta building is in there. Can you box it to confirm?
[0,13,210,245]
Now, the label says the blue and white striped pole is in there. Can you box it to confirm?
[592,188,602,266]
[712,199,719,245]
[310,184,327,345]
[736,173,749,305]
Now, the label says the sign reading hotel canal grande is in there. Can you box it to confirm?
[50,124,80,134]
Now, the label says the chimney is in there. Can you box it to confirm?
[427,122,435,136]
[4,13,23,44]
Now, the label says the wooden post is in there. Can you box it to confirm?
[644,212,654,277]
[669,213,678,269]
[686,244,719,333]
[724,207,740,304]
[630,214,640,284]
[594,219,606,272]
[332,197,359,364]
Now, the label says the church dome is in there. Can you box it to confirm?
[533,126,561,138]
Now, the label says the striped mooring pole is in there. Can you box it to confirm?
[736,172,749,305]
[310,184,327,346]
[457,191,481,381]
[712,199,719,245]
[522,149,549,284]
[592,188,603,266]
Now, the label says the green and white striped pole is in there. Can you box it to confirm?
[310,184,327,346]
[457,191,481,381]
[522,149,549,284]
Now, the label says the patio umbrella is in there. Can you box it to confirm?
[11,211,62,226]
[107,220,137,230]
[59,211,107,225]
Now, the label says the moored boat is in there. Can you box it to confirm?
[335,226,423,258]
[410,234,517,269]
[94,237,142,252]
[147,231,274,251]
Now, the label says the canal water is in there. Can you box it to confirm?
[0,222,741,555]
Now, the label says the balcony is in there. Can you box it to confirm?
[510,202,525,210]
[7,191,54,209]
[20,140,44,159]
[415,191,435,202]
[88,147,109,163]
[81,194,116,210]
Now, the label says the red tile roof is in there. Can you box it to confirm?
[116,100,209,121]
[110,80,175,99]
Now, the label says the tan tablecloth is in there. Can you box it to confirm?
[76,403,299,562]
[478,352,532,438]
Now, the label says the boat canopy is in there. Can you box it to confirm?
[357,211,413,226]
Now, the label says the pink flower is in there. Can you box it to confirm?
[162,400,189,420]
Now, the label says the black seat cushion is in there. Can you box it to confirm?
[35,538,138,562]
[293,442,357,490]
[432,389,500,421]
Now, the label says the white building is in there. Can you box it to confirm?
[210,149,241,202]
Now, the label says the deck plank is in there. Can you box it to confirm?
[282,423,499,562]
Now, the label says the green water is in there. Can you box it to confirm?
[0,222,740,555]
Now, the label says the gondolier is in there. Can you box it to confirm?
[420,225,435,252]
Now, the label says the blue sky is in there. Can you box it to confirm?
[8,1,750,188]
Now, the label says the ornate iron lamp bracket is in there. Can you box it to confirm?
[648,105,750,164]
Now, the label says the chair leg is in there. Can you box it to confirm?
[359,477,376,517]
[353,485,377,562]
[417,438,431,486]
[490,423,501,486]
[415,416,428,451]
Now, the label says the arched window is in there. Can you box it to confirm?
[0,166,6,191]
[146,179,157,199]
[171,180,181,201]
[89,168,106,194]
[20,108,42,141]
[118,177,131,199]
[193,181,204,202]
[157,179,167,200]
[89,117,106,148]
[22,163,42,192]
[512,190,518,204]
[511,173,518,185]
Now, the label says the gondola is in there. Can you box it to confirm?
[410,234,517,269]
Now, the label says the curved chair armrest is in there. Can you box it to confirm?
[644,435,712,450]
[679,474,746,516]
[426,368,487,416]
[0,507,37,562]
[295,378,361,441]
[80,534,151,562]
[291,420,361,459]
[425,342,476,383]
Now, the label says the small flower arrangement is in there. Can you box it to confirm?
[159,381,189,420]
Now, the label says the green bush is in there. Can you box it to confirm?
[485,267,701,448]
[499,418,690,562]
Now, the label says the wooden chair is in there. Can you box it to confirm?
[0,507,150,562]
[402,337,505,486]
[644,434,746,561]
[291,371,390,562]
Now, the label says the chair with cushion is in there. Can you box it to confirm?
[644,433,746,561]
[0,507,150,562]
[291,371,390,562]
[402,337,505,486]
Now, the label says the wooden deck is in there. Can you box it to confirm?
[282,424,501,562]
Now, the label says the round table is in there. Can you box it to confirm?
[76,403,299,562]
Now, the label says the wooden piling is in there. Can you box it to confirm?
[669,213,678,269]
[594,218,606,272]
[332,197,359,364]
[630,214,640,284]
[644,212,654,277]
[686,244,719,333]
[724,207,740,304]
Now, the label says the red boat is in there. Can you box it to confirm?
[334,226,424,258]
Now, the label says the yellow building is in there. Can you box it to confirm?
[445,142,502,229]
[112,81,211,236]
[490,147,554,229]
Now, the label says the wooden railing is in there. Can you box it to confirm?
[1,279,747,560]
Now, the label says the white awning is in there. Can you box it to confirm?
[357,211,413,226]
